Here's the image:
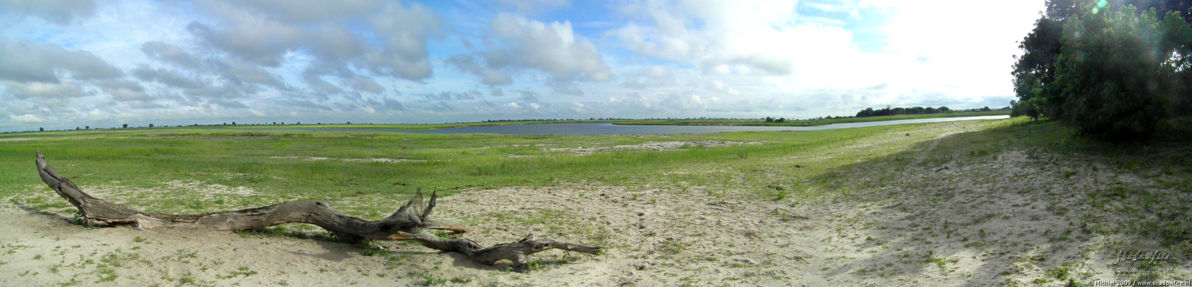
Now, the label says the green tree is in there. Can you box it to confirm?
[1012,0,1085,120]
[1013,0,1192,139]
[1052,4,1191,138]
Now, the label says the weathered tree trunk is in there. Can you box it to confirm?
[33,151,599,270]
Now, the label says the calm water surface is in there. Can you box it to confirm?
[285,115,1009,135]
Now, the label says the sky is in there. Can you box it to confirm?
[0,0,1046,131]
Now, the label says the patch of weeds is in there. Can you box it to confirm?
[969,148,990,157]
[1046,203,1069,216]
[1036,262,1086,287]
[96,267,117,283]
[94,248,138,283]
[354,240,386,257]
[236,225,294,238]
[178,273,197,285]
[659,239,688,256]
[432,230,455,239]
[416,272,448,286]
[59,277,80,287]
[771,209,807,222]
[1049,229,1073,243]
[922,251,957,273]
[1044,264,1070,281]
[220,266,258,279]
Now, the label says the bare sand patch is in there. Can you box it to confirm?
[549,140,761,155]
[814,147,1192,286]
[0,181,826,286]
[267,156,426,163]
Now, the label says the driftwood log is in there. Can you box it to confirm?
[33,151,599,270]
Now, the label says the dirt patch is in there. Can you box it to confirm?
[267,156,426,163]
[814,147,1192,286]
[549,140,761,155]
[160,180,256,196]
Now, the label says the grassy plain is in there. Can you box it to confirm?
[1,121,914,215]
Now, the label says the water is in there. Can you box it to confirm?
[283,115,1009,135]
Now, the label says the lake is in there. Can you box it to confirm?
[287,115,1010,135]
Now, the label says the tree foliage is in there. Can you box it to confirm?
[1012,0,1192,139]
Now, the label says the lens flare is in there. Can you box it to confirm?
[1092,0,1108,14]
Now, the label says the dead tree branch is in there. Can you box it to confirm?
[33,151,599,270]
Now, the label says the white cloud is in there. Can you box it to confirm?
[10,114,43,123]
[484,13,612,82]
[0,38,123,83]
[873,0,1044,99]
[607,0,1044,114]
[609,0,820,75]
[444,55,513,86]
[0,0,96,24]
[190,0,441,81]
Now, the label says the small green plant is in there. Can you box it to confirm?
[179,273,196,284]
[355,240,385,256]
[922,251,956,273]
[421,273,447,286]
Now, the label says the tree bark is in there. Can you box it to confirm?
[33,151,599,270]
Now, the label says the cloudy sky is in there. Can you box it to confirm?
[0,0,1045,131]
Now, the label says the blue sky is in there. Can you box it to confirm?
[0,0,1045,131]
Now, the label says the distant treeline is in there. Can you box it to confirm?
[854,106,1007,118]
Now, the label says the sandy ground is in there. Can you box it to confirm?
[2,138,1189,286]
[266,156,426,163]
[548,140,761,155]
